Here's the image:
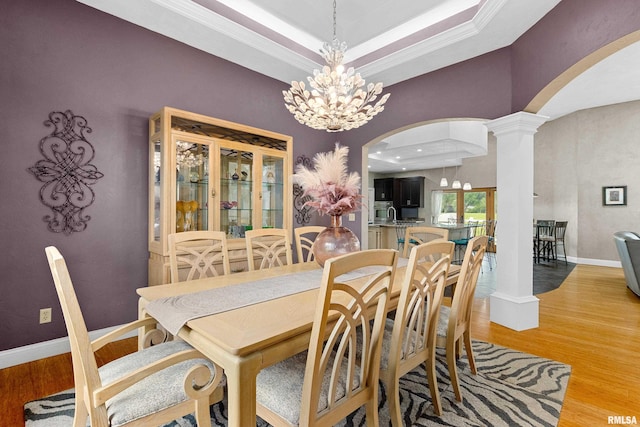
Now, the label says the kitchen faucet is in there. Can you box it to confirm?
[387,206,397,223]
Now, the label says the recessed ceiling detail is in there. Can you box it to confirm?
[76,0,561,86]
[368,121,488,173]
[75,0,640,173]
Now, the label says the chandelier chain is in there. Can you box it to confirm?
[332,0,337,40]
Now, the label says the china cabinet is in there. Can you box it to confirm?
[148,107,292,285]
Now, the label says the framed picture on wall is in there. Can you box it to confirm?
[603,185,627,206]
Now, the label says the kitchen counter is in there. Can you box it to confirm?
[368,220,424,250]
[370,220,425,227]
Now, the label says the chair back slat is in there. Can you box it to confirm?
[402,226,450,258]
[294,226,325,263]
[169,231,231,283]
[245,228,293,270]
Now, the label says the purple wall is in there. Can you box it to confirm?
[511,0,640,111]
[1,0,639,352]
[0,0,333,351]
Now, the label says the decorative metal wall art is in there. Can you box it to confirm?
[293,155,313,225]
[28,110,104,235]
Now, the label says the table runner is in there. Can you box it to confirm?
[145,259,408,335]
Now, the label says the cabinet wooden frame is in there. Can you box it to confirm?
[148,107,293,285]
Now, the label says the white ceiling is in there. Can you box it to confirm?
[77,0,640,173]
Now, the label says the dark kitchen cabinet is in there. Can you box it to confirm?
[374,178,394,201]
[398,177,424,207]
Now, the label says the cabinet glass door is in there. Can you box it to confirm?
[261,154,284,228]
[152,140,161,242]
[219,146,254,237]
[175,138,210,233]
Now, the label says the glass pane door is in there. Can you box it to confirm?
[175,138,209,232]
[219,146,253,237]
[261,154,284,228]
[152,140,161,242]
[463,191,487,224]
[438,192,457,224]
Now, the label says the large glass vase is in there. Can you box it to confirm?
[312,215,361,267]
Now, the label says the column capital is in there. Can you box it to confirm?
[486,111,549,137]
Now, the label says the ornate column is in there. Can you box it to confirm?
[485,112,548,331]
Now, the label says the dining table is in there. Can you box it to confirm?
[137,257,460,427]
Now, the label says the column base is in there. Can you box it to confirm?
[489,292,539,331]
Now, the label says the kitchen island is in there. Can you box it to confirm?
[368,220,424,250]
[368,221,469,250]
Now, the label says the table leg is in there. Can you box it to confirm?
[225,353,262,427]
[137,298,154,350]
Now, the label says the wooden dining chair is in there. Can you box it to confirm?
[402,226,450,258]
[294,225,325,263]
[255,249,398,426]
[245,228,293,270]
[382,241,453,423]
[436,235,488,402]
[168,231,231,283]
[44,246,224,427]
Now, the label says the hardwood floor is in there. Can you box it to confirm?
[0,337,136,426]
[3,264,639,426]
[472,264,640,426]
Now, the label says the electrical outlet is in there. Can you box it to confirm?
[348,213,356,221]
[39,308,52,324]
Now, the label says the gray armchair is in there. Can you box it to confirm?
[613,231,640,297]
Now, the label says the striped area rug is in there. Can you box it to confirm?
[25,341,570,427]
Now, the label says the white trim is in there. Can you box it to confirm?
[0,324,135,370]
[490,292,539,331]
[573,257,621,268]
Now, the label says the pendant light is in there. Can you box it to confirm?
[439,141,448,186]
[451,145,461,189]
[452,164,461,189]
[440,167,448,187]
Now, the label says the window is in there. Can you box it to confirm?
[436,188,496,224]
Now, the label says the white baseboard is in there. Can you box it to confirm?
[0,324,135,370]
[573,256,621,268]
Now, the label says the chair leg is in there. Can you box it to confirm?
[426,355,442,415]
[464,331,477,375]
[446,339,463,402]
[365,384,380,427]
[387,377,403,427]
[195,396,212,427]
[73,402,89,427]
[559,241,567,264]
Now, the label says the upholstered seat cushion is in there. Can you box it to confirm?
[378,318,426,370]
[437,305,450,337]
[256,350,360,425]
[99,340,221,427]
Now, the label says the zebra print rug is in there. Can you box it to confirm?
[24,341,570,427]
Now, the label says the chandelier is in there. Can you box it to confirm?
[283,0,390,132]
